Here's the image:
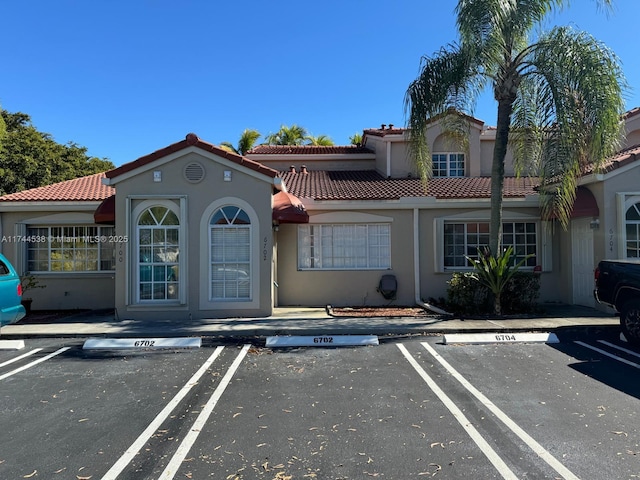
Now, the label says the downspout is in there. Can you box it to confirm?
[413,207,451,315]
[386,140,392,178]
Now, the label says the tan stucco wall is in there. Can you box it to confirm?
[274,204,568,308]
[480,134,517,176]
[111,149,275,321]
[275,209,417,307]
[597,165,640,261]
[624,115,640,148]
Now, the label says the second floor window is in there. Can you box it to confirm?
[432,153,465,177]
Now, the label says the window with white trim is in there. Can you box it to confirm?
[625,202,640,257]
[209,206,251,300]
[298,224,391,270]
[444,221,537,268]
[137,206,180,302]
[26,226,115,272]
[432,153,465,177]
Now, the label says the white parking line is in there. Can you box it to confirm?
[420,342,581,480]
[597,340,640,359]
[158,344,251,480]
[101,346,225,480]
[0,348,43,368]
[397,344,518,480]
[576,341,640,369]
[0,347,70,381]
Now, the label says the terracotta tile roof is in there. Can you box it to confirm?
[280,170,538,200]
[623,107,640,120]
[106,133,279,180]
[363,111,486,138]
[0,172,113,202]
[362,126,408,137]
[247,145,374,155]
[583,144,640,175]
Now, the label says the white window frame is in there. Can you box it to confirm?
[432,152,465,177]
[434,212,547,272]
[618,194,640,259]
[199,197,259,310]
[136,207,180,303]
[129,198,186,306]
[25,225,116,273]
[297,223,391,270]
[209,206,252,301]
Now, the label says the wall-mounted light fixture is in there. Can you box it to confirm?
[224,170,232,182]
[590,218,600,229]
[153,170,162,182]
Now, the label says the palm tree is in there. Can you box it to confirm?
[349,133,363,146]
[405,0,625,256]
[220,129,261,155]
[265,125,308,146]
[306,134,334,146]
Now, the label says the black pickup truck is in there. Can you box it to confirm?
[594,259,640,345]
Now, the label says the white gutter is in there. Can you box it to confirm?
[413,207,451,315]
[386,140,392,178]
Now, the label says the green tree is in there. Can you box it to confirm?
[220,128,261,155]
[306,134,334,146]
[0,107,5,142]
[0,110,114,195]
[265,124,309,146]
[405,0,625,257]
[349,133,363,145]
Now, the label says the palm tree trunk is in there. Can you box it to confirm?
[489,99,514,256]
[494,294,502,316]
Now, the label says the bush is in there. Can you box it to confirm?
[500,271,540,314]
[446,272,492,315]
[446,271,540,316]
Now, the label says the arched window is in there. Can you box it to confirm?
[209,206,251,300]
[137,206,180,301]
[626,203,640,258]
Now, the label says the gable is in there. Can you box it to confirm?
[104,133,280,186]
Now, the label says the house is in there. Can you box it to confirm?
[2,110,640,320]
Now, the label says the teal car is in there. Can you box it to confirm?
[0,253,26,326]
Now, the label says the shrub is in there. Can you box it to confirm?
[446,271,540,316]
[446,272,492,315]
[500,271,540,314]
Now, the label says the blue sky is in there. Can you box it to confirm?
[2,0,639,167]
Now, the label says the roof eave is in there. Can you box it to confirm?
[0,201,104,212]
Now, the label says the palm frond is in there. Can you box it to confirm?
[306,134,334,146]
[404,43,483,181]
[237,129,261,155]
[525,25,626,227]
[219,142,238,154]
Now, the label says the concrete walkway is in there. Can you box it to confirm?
[0,304,620,339]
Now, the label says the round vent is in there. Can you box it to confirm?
[184,162,205,183]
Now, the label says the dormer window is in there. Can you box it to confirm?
[432,153,465,177]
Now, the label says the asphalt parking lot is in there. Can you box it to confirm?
[1,328,639,480]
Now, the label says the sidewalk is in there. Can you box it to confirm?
[0,304,621,339]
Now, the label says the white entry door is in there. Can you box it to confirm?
[571,217,595,306]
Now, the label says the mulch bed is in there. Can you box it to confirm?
[329,306,436,318]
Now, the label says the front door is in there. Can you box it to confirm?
[571,217,595,306]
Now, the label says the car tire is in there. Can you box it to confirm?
[620,299,640,346]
